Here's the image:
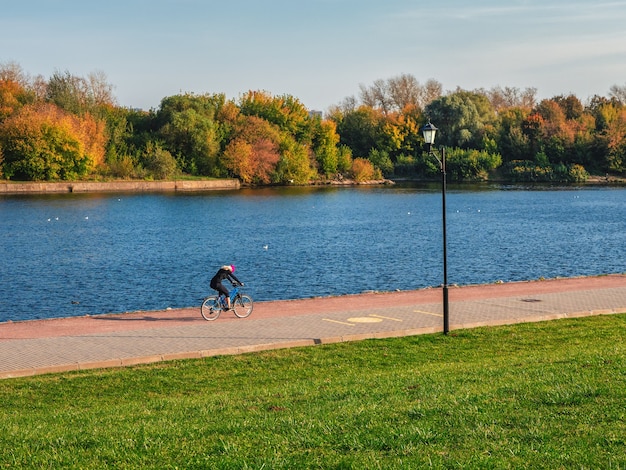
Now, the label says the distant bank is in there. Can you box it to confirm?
[1,176,624,195]
[0,179,240,195]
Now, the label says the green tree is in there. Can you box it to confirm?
[312,119,341,177]
[274,135,315,184]
[424,91,494,149]
[156,93,225,175]
[336,145,353,173]
[332,106,385,159]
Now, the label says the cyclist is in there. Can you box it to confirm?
[210,265,243,310]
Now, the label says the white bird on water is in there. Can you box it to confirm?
[263,244,269,250]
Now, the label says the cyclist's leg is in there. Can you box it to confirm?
[215,282,230,309]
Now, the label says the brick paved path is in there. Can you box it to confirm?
[1,275,625,379]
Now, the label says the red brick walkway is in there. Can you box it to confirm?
[1,275,625,379]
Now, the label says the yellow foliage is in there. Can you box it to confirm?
[0,103,107,179]
[351,157,379,182]
[223,138,254,183]
[0,79,25,119]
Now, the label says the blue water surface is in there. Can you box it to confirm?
[1,185,624,322]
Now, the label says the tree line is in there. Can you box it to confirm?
[1,62,625,184]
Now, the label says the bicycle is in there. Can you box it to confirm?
[200,282,253,321]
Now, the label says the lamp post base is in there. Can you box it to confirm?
[443,285,449,334]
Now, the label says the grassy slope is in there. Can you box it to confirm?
[1,314,625,469]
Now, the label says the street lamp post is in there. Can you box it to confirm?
[421,122,449,334]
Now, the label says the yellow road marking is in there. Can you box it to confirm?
[369,314,402,322]
[323,319,355,326]
[414,310,443,317]
[348,317,383,323]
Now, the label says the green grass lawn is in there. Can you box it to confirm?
[1,314,625,469]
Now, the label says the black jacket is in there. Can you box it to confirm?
[210,268,241,288]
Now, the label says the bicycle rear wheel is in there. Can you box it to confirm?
[233,295,253,318]
[201,296,221,321]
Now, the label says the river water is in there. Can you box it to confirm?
[1,184,625,323]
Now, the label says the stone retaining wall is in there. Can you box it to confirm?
[0,179,240,194]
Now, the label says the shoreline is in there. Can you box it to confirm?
[1,175,624,195]
[0,179,241,195]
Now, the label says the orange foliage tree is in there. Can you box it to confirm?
[222,115,281,184]
[0,103,106,180]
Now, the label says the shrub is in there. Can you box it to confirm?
[107,155,137,179]
[568,164,588,182]
[445,147,502,181]
[141,142,178,180]
[368,148,393,176]
[503,160,588,183]
[351,157,381,182]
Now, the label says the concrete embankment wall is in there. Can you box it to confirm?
[0,179,240,194]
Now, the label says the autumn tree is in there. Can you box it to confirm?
[0,63,37,120]
[239,91,312,143]
[386,107,423,154]
[527,95,595,167]
[222,115,281,184]
[0,103,106,180]
[590,100,626,173]
[0,77,29,121]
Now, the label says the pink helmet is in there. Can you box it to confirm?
[230,265,236,272]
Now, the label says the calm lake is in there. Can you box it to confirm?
[1,184,625,323]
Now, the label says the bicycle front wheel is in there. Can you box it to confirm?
[233,295,253,318]
[201,296,221,321]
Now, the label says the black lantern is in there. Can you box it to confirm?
[421,121,438,147]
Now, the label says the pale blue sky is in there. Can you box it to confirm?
[2,0,626,111]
